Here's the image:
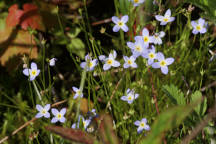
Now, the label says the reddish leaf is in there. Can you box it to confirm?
[6,4,24,27]
[45,126,97,144]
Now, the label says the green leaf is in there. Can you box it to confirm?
[163,85,186,105]
[67,27,81,39]
[119,0,130,15]
[137,103,200,144]
[191,91,207,116]
[67,38,85,59]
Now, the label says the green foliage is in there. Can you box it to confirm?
[191,91,207,116]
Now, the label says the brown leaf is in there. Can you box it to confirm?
[45,126,97,144]
[6,4,24,27]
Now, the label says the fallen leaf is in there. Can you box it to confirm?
[6,4,24,27]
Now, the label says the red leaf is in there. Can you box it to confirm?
[6,4,24,27]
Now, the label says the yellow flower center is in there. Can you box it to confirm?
[135,46,141,52]
[107,59,113,65]
[128,96,132,100]
[118,21,123,27]
[140,122,145,127]
[57,114,62,119]
[149,53,155,59]
[163,18,169,22]
[134,0,139,3]
[143,36,149,42]
[42,109,46,114]
[160,60,166,67]
[83,121,86,127]
[127,60,132,65]
[88,62,93,68]
[196,25,201,31]
[31,70,37,76]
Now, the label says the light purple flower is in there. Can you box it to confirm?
[129,0,145,7]
[35,104,50,118]
[153,31,165,45]
[72,86,83,99]
[142,45,158,65]
[23,62,40,81]
[134,118,150,134]
[71,115,91,130]
[102,50,120,71]
[51,108,66,123]
[49,58,57,66]
[121,89,139,104]
[123,56,137,68]
[152,52,174,75]
[135,28,154,48]
[80,54,98,71]
[155,9,175,25]
[112,15,129,32]
[191,18,207,35]
[127,37,147,58]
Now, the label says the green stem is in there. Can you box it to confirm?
[32,80,44,105]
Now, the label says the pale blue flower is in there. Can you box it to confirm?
[80,54,98,71]
[152,52,174,75]
[101,50,120,71]
[129,0,145,7]
[153,31,165,45]
[134,118,150,134]
[142,45,158,65]
[127,37,147,58]
[49,58,57,66]
[121,89,139,104]
[71,115,91,130]
[87,109,98,120]
[35,104,50,118]
[155,9,175,25]
[72,86,83,99]
[123,56,137,68]
[51,108,66,123]
[191,18,207,35]
[112,15,129,32]
[135,28,154,48]
[23,62,40,81]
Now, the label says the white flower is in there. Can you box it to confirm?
[191,18,207,35]
[127,37,147,58]
[134,118,150,133]
[71,115,91,130]
[135,28,154,48]
[112,15,129,32]
[121,89,139,104]
[51,108,67,123]
[153,31,165,45]
[101,50,120,71]
[72,87,83,99]
[49,58,57,66]
[155,9,175,25]
[129,0,145,7]
[123,56,137,68]
[80,54,98,71]
[142,45,158,65]
[23,62,40,81]
[35,104,50,118]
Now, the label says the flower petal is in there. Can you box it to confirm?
[60,108,67,115]
[191,21,197,28]
[165,58,174,65]
[99,55,106,61]
[123,63,130,68]
[31,62,37,70]
[200,28,207,33]
[51,117,58,123]
[36,104,43,111]
[121,24,129,32]
[141,118,147,123]
[44,112,50,118]
[144,124,150,131]
[112,60,120,67]
[198,18,205,25]
[23,68,29,76]
[137,126,144,133]
[72,87,78,92]
[165,9,171,17]
[60,117,66,123]
[152,62,160,68]
[160,21,167,25]
[51,108,59,116]
[44,104,51,111]
[142,28,149,36]
[156,52,165,61]
[134,120,140,126]
[35,113,43,118]
[121,96,128,101]
[155,15,163,21]
[127,42,135,49]
[103,64,111,71]
[80,62,86,69]
[161,66,168,74]
[168,17,175,22]
[159,31,165,37]
[121,15,129,23]
[113,25,120,32]
[111,16,119,24]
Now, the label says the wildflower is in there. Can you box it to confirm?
[153,31,165,45]
[135,28,154,48]
[51,108,66,123]
[123,56,137,68]
[23,62,40,81]
[80,54,98,71]
[87,109,98,120]
[102,50,120,71]
[71,115,91,130]
[152,52,174,74]
[191,18,207,35]
[49,58,57,66]
[134,118,150,133]
[72,87,83,99]
[121,89,139,104]
[112,15,129,32]
[129,0,145,7]
[127,37,147,58]
[155,9,175,25]
[142,45,158,65]
[35,104,50,118]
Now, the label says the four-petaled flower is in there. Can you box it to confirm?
[153,31,165,45]
[35,104,50,118]
[121,89,139,104]
[112,15,129,32]
[155,9,175,25]
[51,108,66,123]
[23,62,40,81]
[49,58,57,66]
[80,54,98,71]
[127,37,147,58]
[129,0,145,7]
[135,28,154,48]
[152,52,174,75]
[134,118,150,134]
[142,45,158,65]
[101,50,120,71]
[71,115,91,130]
[191,18,207,35]
[123,56,137,68]
[72,86,83,99]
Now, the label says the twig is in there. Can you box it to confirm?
[200,81,216,92]
[91,18,112,26]
[0,99,67,144]
[180,104,216,144]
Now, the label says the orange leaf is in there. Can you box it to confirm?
[6,4,24,27]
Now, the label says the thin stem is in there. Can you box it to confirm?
[32,80,44,105]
